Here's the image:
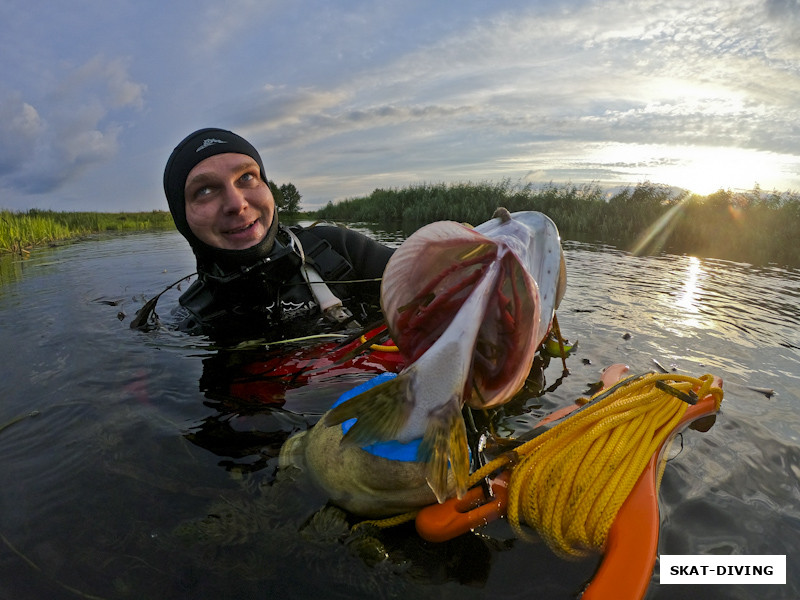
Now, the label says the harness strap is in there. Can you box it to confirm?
[286,227,354,324]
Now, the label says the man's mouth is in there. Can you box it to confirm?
[224,219,258,235]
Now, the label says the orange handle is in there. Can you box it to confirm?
[416,472,509,543]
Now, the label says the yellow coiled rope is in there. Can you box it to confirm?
[469,372,722,558]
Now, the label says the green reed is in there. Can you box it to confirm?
[315,181,800,266]
[0,209,175,255]
[316,180,613,229]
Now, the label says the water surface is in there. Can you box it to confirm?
[0,229,798,599]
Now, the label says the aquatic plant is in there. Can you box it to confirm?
[314,181,800,266]
[0,209,175,255]
[164,466,412,597]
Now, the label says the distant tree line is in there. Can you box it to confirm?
[268,181,302,215]
[313,180,800,266]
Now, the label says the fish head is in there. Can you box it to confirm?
[381,221,499,363]
[380,220,541,409]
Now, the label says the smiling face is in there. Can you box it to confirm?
[183,153,275,250]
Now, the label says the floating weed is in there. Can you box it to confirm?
[300,506,351,543]
[0,410,40,435]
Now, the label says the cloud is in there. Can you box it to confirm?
[3,0,800,210]
[765,0,800,20]
[0,55,145,194]
[52,55,145,110]
[0,93,43,176]
[227,86,351,132]
[287,3,796,156]
[201,0,797,207]
[189,0,280,52]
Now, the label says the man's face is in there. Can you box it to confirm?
[184,153,275,250]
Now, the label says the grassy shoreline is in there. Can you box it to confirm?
[5,179,800,266]
[0,209,175,255]
[314,181,800,266]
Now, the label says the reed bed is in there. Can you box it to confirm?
[315,181,800,266]
[0,209,174,255]
[4,181,799,266]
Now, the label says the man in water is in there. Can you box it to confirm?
[163,128,394,341]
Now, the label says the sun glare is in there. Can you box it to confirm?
[673,256,708,332]
[592,144,794,196]
[654,255,708,335]
[663,147,779,196]
[676,256,701,314]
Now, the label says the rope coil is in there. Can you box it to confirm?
[488,372,721,557]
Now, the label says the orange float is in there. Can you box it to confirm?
[582,366,722,600]
[415,364,723,600]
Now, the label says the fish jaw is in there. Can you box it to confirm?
[326,259,502,444]
[329,210,556,420]
[466,244,540,409]
[476,210,564,343]
[380,221,498,363]
[400,259,501,438]
[379,216,544,409]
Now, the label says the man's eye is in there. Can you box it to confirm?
[193,186,213,200]
[240,172,256,183]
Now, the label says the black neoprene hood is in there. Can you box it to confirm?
[163,128,278,270]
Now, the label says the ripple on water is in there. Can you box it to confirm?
[1,231,799,598]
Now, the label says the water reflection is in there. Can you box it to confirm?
[1,230,799,599]
[675,256,701,313]
[0,253,24,289]
[659,255,712,335]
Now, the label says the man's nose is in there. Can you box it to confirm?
[221,183,247,213]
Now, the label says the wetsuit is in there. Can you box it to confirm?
[173,223,394,342]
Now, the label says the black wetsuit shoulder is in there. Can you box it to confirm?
[303,225,394,275]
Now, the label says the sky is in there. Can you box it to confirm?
[1,0,800,213]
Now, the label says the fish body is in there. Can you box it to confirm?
[323,210,565,502]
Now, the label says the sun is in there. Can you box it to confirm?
[650,145,800,196]
[663,146,779,196]
[591,143,794,196]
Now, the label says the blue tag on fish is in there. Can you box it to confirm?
[331,373,422,462]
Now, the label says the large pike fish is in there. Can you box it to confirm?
[322,209,566,502]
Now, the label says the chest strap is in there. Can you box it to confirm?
[286,228,353,324]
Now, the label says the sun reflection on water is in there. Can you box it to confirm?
[676,255,701,313]
[662,255,709,334]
